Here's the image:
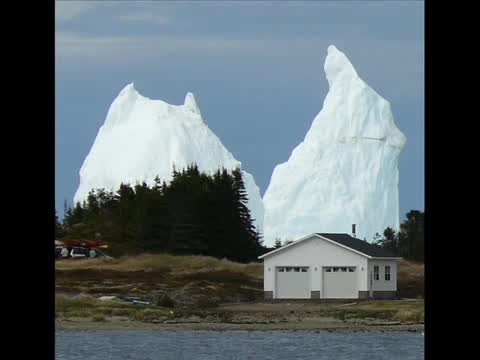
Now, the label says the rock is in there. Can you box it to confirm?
[132,300,151,305]
[369,321,401,326]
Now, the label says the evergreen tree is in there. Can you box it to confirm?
[401,210,424,262]
[376,210,424,262]
[60,164,264,262]
[55,209,64,239]
[274,238,282,249]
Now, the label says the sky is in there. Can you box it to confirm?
[55,1,424,220]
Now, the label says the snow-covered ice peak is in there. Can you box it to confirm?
[74,83,264,234]
[303,45,407,149]
[325,45,359,87]
[262,45,407,246]
[184,92,201,115]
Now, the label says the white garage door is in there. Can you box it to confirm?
[276,266,310,299]
[323,267,358,299]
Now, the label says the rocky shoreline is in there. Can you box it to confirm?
[56,317,424,332]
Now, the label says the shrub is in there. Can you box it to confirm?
[111,308,135,317]
[91,315,106,322]
[66,310,91,318]
[394,310,424,323]
[195,296,220,309]
[157,294,175,308]
[133,309,166,322]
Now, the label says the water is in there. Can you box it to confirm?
[56,330,424,360]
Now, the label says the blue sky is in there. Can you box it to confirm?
[55,1,424,220]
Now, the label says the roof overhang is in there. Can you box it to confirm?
[258,233,397,260]
[258,233,319,259]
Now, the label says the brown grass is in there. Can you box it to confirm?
[56,254,263,278]
[55,254,423,313]
[397,259,424,298]
[326,299,424,323]
[56,254,264,310]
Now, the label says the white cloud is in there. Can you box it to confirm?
[54,31,423,101]
[55,31,264,66]
[55,1,97,21]
[115,12,170,25]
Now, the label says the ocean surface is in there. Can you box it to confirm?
[56,330,424,360]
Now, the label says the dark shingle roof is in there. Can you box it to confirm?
[316,233,399,258]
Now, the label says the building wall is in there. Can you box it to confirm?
[263,235,369,298]
[367,259,398,292]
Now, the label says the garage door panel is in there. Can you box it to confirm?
[276,267,310,299]
[323,267,357,299]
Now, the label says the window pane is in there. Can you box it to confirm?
[333,267,339,272]
[286,267,292,272]
[294,267,300,272]
[326,268,331,272]
[348,267,355,272]
[301,268,307,272]
[279,268,284,272]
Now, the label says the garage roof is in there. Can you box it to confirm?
[316,233,399,258]
[259,233,400,259]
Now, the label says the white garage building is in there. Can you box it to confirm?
[259,233,401,300]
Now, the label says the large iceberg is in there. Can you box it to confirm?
[262,45,406,246]
[74,83,264,233]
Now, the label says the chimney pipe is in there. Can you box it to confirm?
[352,224,356,238]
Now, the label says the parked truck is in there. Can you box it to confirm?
[55,239,112,260]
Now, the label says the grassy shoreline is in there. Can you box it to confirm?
[56,254,424,332]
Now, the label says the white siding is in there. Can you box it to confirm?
[368,259,397,292]
[263,235,369,298]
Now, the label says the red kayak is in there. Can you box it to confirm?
[56,239,109,249]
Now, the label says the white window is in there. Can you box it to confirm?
[385,266,391,281]
[374,265,379,281]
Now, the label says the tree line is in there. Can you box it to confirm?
[373,210,424,263]
[56,165,265,263]
[55,163,424,263]
[270,210,425,263]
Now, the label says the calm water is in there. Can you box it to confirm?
[56,330,424,360]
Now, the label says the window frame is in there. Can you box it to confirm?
[373,265,380,281]
[385,265,391,281]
